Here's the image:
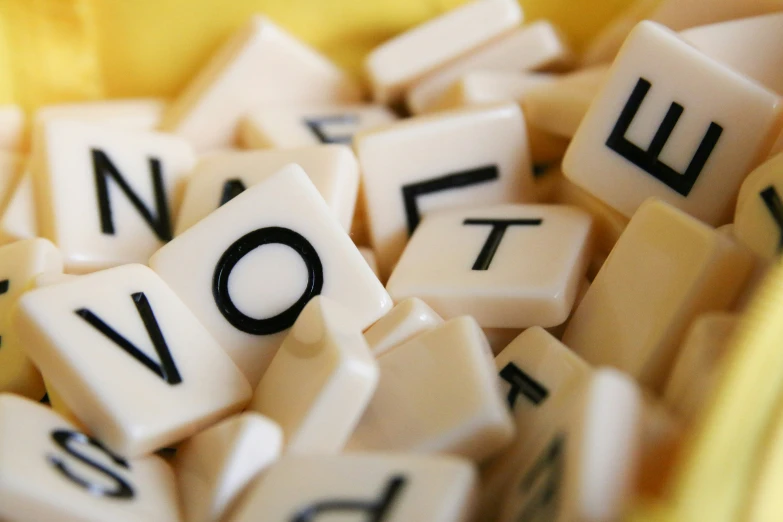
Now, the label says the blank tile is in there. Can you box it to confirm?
[175,412,283,522]
[664,313,738,425]
[0,238,63,400]
[150,164,392,387]
[161,16,361,151]
[564,21,783,226]
[407,21,572,114]
[348,317,514,463]
[734,151,783,260]
[249,297,378,454]
[355,103,534,277]
[0,105,24,151]
[33,120,196,273]
[13,263,252,457]
[563,199,753,392]
[365,0,522,104]
[227,454,477,522]
[386,204,592,329]
[363,297,444,357]
[0,394,179,522]
[175,145,359,234]
[240,104,397,149]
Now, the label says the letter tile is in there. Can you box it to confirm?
[13,263,252,457]
[348,317,514,462]
[33,120,196,273]
[240,104,397,149]
[150,164,392,386]
[35,98,166,132]
[0,105,24,151]
[355,103,534,277]
[364,0,522,104]
[563,199,753,391]
[407,21,572,114]
[0,238,63,399]
[175,412,283,522]
[161,16,361,151]
[249,297,378,454]
[175,146,359,234]
[363,297,444,357]
[0,394,179,522]
[735,151,783,259]
[227,454,477,522]
[386,204,592,329]
[358,247,380,278]
[497,369,642,522]
[563,21,783,226]
[663,313,738,425]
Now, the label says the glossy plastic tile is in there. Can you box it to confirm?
[348,317,514,463]
[563,199,753,391]
[563,21,783,226]
[363,297,444,357]
[355,103,534,277]
[735,151,783,260]
[250,297,378,454]
[150,164,392,387]
[13,263,252,457]
[431,71,555,112]
[358,247,380,278]
[161,16,361,151]
[386,204,592,328]
[35,98,166,132]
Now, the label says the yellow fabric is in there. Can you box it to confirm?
[0,0,636,111]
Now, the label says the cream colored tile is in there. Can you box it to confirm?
[431,71,555,112]
[386,204,592,329]
[546,277,591,340]
[0,105,24,151]
[175,146,359,234]
[363,297,444,357]
[0,170,37,244]
[249,297,378,454]
[350,186,371,246]
[150,164,391,387]
[161,16,361,151]
[348,317,514,462]
[482,328,524,355]
[356,103,534,277]
[717,224,771,313]
[563,21,783,226]
[0,239,62,400]
[35,98,166,131]
[175,412,283,522]
[497,368,642,522]
[358,247,380,278]
[0,151,24,215]
[562,199,753,392]
[735,151,783,259]
[240,104,397,149]
[664,313,737,425]
[407,21,571,114]
[479,327,591,522]
[42,377,86,433]
[33,120,195,273]
[365,0,522,104]
[0,394,180,522]
[522,65,609,138]
[12,263,252,457]
[227,454,477,522]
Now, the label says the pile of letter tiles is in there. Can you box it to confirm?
[2,0,783,520]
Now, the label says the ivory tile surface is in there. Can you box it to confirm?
[150,164,392,387]
[175,412,283,522]
[363,297,444,357]
[562,199,753,391]
[563,21,783,226]
[734,151,783,259]
[365,0,522,104]
[34,120,195,273]
[0,170,37,244]
[161,16,361,151]
[0,394,180,522]
[175,146,359,234]
[0,239,62,399]
[35,98,166,131]
[358,247,380,278]
[0,105,24,151]
[407,21,571,114]
[228,454,477,522]
[348,317,514,462]
[249,297,378,454]
[355,103,534,277]
[386,204,592,329]
[13,263,252,458]
[240,104,397,149]
[431,71,555,112]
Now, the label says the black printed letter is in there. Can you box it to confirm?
[606,77,723,197]
[219,178,247,206]
[515,435,564,521]
[499,362,549,409]
[304,114,358,145]
[463,218,542,270]
[292,475,406,522]
[48,429,134,499]
[76,292,182,384]
[91,148,173,241]
[213,227,324,335]
[761,185,783,254]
